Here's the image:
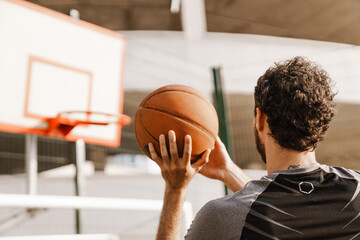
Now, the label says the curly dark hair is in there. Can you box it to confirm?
[254,56,337,152]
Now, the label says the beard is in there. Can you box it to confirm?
[254,127,266,164]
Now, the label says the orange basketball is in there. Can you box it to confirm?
[135,85,219,162]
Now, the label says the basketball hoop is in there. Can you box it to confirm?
[45,111,132,138]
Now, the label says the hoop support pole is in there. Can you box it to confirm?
[25,134,38,195]
[75,139,86,234]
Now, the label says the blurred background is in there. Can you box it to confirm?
[1,0,360,239]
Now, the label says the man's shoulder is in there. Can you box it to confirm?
[184,194,251,239]
[204,176,276,209]
[194,177,277,223]
[185,178,276,240]
[194,194,240,219]
[318,165,360,180]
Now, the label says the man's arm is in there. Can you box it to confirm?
[157,187,186,240]
[221,160,251,192]
[148,131,210,240]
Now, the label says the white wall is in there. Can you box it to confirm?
[121,31,360,104]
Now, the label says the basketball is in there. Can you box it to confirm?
[135,85,219,162]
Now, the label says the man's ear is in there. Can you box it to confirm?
[255,108,266,132]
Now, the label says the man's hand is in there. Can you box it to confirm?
[199,136,251,192]
[148,130,211,240]
[199,136,232,182]
[149,130,211,190]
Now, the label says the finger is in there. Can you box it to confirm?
[148,143,161,165]
[191,149,211,170]
[182,135,192,164]
[159,134,169,161]
[168,130,179,162]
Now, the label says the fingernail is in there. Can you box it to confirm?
[144,144,150,154]
[169,130,176,142]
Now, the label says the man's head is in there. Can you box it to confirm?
[254,57,337,163]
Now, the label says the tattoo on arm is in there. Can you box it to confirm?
[288,165,301,170]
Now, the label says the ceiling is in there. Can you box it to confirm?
[206,0,360,45]
[27,0,360,45]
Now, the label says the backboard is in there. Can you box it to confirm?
[0,0,127,147]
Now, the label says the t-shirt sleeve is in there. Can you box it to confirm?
[184,200,221,240]
[184,197,241,240]
[184,179,271,240]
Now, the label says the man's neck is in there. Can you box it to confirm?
[265,137,318,174]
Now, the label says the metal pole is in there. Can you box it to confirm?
[69,9,80,19]
[75,139,86,234]
[212,67,232,195]
[170,0,181,13]
[181,0,207,40]
[68,10,84,234]
[25,134,38,195]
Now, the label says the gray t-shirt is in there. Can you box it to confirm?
[185,164,360,240]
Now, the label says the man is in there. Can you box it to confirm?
[148,57,360,239]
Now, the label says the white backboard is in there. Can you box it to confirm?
[0,0,126,147]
